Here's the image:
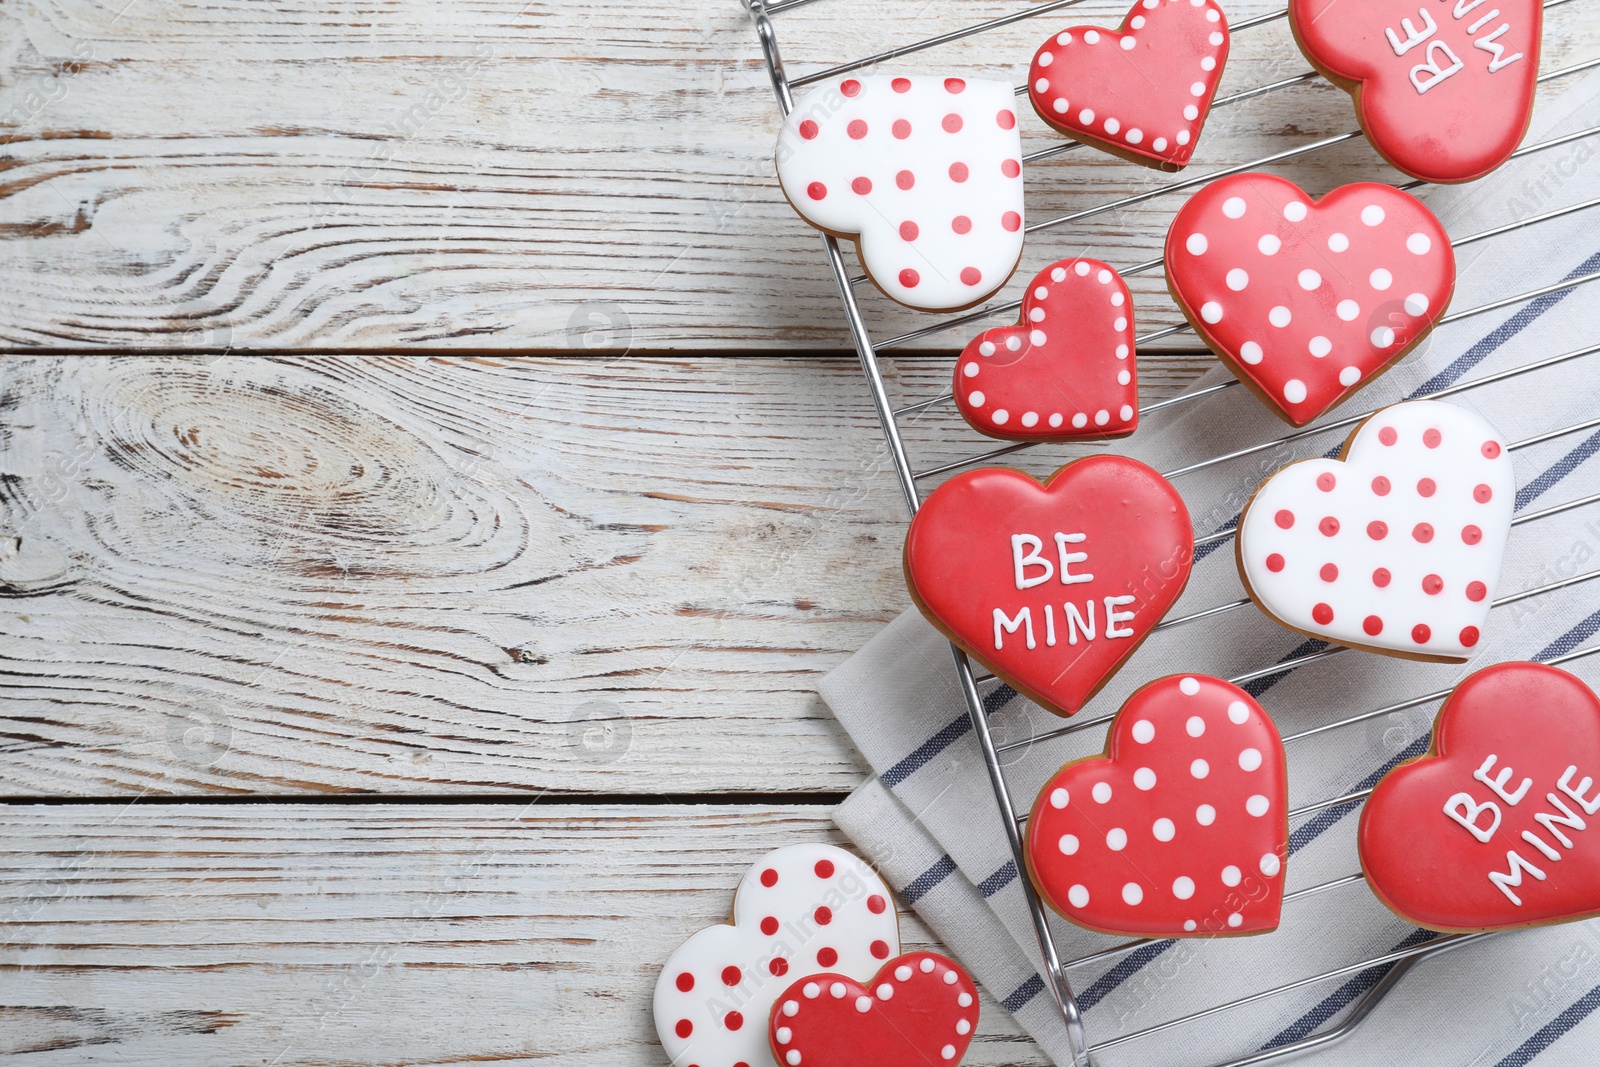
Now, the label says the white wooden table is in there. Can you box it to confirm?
[2,0,1596,1062]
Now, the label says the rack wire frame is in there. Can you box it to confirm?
[741,3,1600,1064]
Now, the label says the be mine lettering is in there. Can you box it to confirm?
[1442,754,1600,906]
[991,532,1137,651]
[1384,0,1525,95]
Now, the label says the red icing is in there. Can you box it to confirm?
[767,953,978,1067]
[1026,675,1288,936]
[1028,0,1230,171]
[1290,0,1541,183]
[1360,663,1600,931]
[722,966,742,986]
[1165,174,1455,426]
[904,458,1193,716]
[816,947,837,967]
[953,258,1139,442]
[814,859,835,879]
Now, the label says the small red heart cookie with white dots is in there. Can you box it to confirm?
[769,953,978,1067]
[1238,399,1514,662]
[954,258,1138,441]
[1029,0,1229,171]
[1026,675,1288,937]
[654,844,899,1067]
[1165,173,1455,425]
[1290,0,1541,184]
[1360,663,1600,933]
[776,75,1025,312]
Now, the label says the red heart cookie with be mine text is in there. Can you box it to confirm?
[954,258,1139,441]
[1029,0,1230,171]
[769,953,978,1067]
[1360,662,1600,932]
[1290,0,1541,183]
[1027,675,1288,936]
[1165,173,1455,426]
[904,457,1194,717]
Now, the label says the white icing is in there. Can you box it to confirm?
[777,76,1024,311]
[653,844,899,1067]
[1238,399,1514,659]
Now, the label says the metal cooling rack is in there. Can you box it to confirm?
[742,1,1600,1063]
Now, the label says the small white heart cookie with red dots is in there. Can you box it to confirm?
[775,75,1026,312]
[1237,399,1514,662]
[654,844,900,1067]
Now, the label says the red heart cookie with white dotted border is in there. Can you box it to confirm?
[1029,0,1229,171]
[1290,0,1541,184]
[1165,173,1455,426]
[1026,675,1288,936]
[1360,663,1600,932]
[769,953,978,1067]
[954,258,1139,441]
[904,457,1194,717]
[654,844,899,1067]
[776,75,1025,312]
[1238,400,1514,662]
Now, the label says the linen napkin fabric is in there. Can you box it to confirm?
[823,68,1600,1067]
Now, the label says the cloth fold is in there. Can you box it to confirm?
[822,69,1600,1066]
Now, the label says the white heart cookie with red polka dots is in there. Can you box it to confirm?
[654,844,899,1067]
[1165,173,1455,425]
[954,257,1139,440]
[1239,400,1514,661]
[776,75,1025,312]
[768,953,978,1067]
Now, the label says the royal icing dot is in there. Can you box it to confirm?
[1165,174,1453,424]
[1239,400,1513,661]
[777,75,1024,311]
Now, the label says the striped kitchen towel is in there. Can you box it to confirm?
[823,67,1600,1067]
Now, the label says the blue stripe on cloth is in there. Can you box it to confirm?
[879,682,1018,788]
[1535,607,1600,661]
[978,861,1018,898]
[1287,733,1432,855]
[1241,638,1332,699]
[900,854,957,904]
[1077,941,1178,1012]
[1259,929,1439,1051]
[1003,973,1045,1014]
[1515,430,1600,512]
[1415,250,1600,397]
[1495,982,1600,1066]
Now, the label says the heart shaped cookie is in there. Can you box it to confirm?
[1290,0,1541,183]
[904,457,1194,716]
[1029,0,1229,171]
[769,953,978,1067]
[1165,173,1455,425]
[1026,675,1288,936]
[776,75,1025,312]
[1238,400,1514,662]
[654,844,900,1067]
[954,258,1139,441]
[1360,663,1600,932]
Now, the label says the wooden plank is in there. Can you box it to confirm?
[0,354,1208,797]
[2,0,1592,351]
[0,802,1048,1066]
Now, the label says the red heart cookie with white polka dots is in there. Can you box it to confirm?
[769,953,978,1067]
[1029,0,1229,171]
[1238,400,1514,662]
[1026,675,1288,937]
[904,457,1194,717]
[954,258,1139,441]
[1360,662,1600,932]
[654,844,899,1067]
[776,75,1025,312]
[1290,0,1541,183]
[1165,173,1455,426]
